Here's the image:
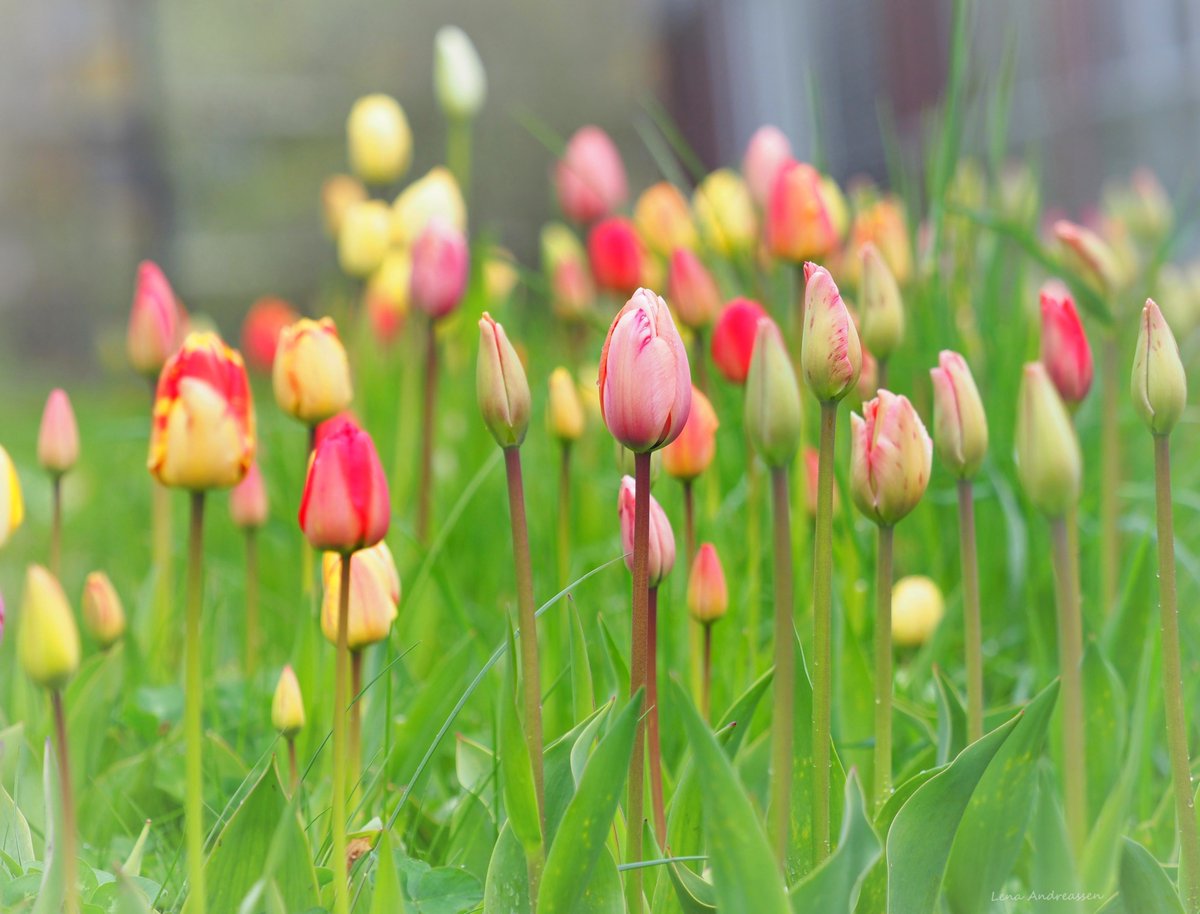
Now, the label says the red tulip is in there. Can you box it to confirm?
[1039,281,1093,407]
[298,419,390,553]
[667,249,722,329]
[710,298,768,385]
[618,475,676,587]
[128,260,186,377]
[588,218,646,296]
[555,126,628,224]
[241,297,300,373]
[410,219,469,319]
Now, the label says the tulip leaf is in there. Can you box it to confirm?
[499,629,543,855]
[544,700,611,845]
[31,742,64,914]
[790,770,881,914]
[1105,838,1186,914]
[1025,763,1084,914]
[482,824,531,914]
[0,783,33,868]
[1082,644,1126,823]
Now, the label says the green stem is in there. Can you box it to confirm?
[350,650,363,794]
[746,452,762,682]
[684,480,703,706]
[1050,517,1086,854]
[52,690,79,914]
[417,319,439,544]
[51,475,62,578]
[769,466,796,869]
[1100,335,1120,615]
[185,491,207,914]
[873,525,895,809]
[1153,435,1200,913]
[245,529,259,681]
[957,479,983,743]
[691,329,709,395]
[302,426,317,607]
[625,451,651,914]
[557,444,571,589]
[876,358,889,394]
[812,401,837,864]
[447,116,472,201]
[151,479,174,676]
[702,623,713,723]
[287,738,298,795]
[331,553,352,914]
[648,587,666,847]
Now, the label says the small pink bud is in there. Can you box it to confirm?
[930,351,988,479]
[850,390,932,527]
[801,264,862,402]
[618,475,676,588]
[588,218,646,296]
[477,313,532,448]
[37,389,79,476]
[1039,282,1093,406]
[299,419,390,554]
[230,461,269,529]
[555,126,628,224]
[410,219,469,320]
[711,298,768,385]
[127,260,186,377]
[687,543,728,623]
[767,161,839,263]
[667,249,722,330]
[742,125,793,208]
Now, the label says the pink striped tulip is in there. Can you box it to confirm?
[850,390,932,527]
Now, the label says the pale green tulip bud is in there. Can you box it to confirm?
[434,26,487,120]
[745,317,802,467]
[859,243,904,361]
[1015,362,1081,517]
[1131,298,1187,435]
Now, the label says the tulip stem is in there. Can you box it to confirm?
[1153,435,1200,913]
[303,426,317,608]
[417,319,439,544]
[1050,517,1086,854]
[331,553,353,914]
[701,622,713,723]
[50,475,63,578]
[625,451,652,914]
[447,116,472,201]
[647,586,666,847]
[151,479,174,676]
[1100,334,1120,615]
[746,454,762,683]
[768,466,796,871]
[350,650,364,788]
[683,480,703,706]
[876,358,888,394]
[812,401,837,865]
[245,529,259,682]
[557,444,571,589]
[873,525,895,810]
[287,737,299,795]
[184,491,207,914]
[51,690,79,914]
[957,480,984,743]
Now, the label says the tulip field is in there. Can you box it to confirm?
[5,20,1200,914]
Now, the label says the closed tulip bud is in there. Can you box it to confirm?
[321,174,368,238]
[365,249,411,344]
[1132,299,1187,435]
[745,318,803,467]
[1128,168,1172,240]
[667,249,721,330]
[618,476,676,587]
[891,575,944,648]
[240,298,300,373]
[687,543,728,624]
[391,167,467,246]
[742,125,793,208]
[634,182,697,256]
[477,313,531,448]
[338,200,392,278]
[548,367,586,443]
[273,318,354,425]
[850,390,932,526]
[711,298,768,384]
[859,244,905,361]
[127,260,186,377]
[802,263,862,402]
[855,346,879,402]
[81,571,125,648]
[1039,282,1093,406]
[929,351,988,478]
[0,445,23,549]
[662,386,718,481]
[230,461,269,529]
[767,160,839,262]
[598,288,692,452]
[588,218,646,296]
[850,197,912,286]
[434,26,487,120]
[18,565,80,690]
[321,541,400,649]
[1054,220,1125,297]
[1015,362,1081,517]
[299,418,390,553]
[346,93,412,186]
[272,665,306,737]
[37,389,79,476]
[693,169,757,256]
[555,126,628,224]
[149,333,255,491]
[410,219,469,319]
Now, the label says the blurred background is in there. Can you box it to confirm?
[2,0,1198,369]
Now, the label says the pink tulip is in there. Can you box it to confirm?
[667,249,722,329]
[801,263,862,402]
[742,125,793,208]
[127,260,186,377]
[598,289,692,453]
[618,475,676,587]
[555,126,628,224]
[929,350,988,479]
[230,461,269,529]
[850,390,932,527]
[410,219,469,319]
[588,218,646,295]
[298,418,390,553]
[1039,281,1093,406]
[710,298,768,385]
[687,543,728,623]
[38,389,79,476]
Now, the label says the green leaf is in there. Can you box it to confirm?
[1082,644,1126,824]
[790,770,881,914]
[370,830,407,914]
[1112,838,1185,914]
[122,819,152,878]
[410,866,484,914]
[483,824,531,914]
[933,668,967,768]
[544,702,611,846]
[0,783,33,869]
[672,680,790,914]
[32,739,64,914]
[1024,764,1084,914]
[499,630,543,855]
[569,599,595,724]
[572,849,624,914]
[537,690,643,914]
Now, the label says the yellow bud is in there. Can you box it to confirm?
[346,94,412,186]
[82,571,126,648]
[321,542,400,650]
[338,200,392,278]
[272,665,306,737]
[1015,362,1081,517]
[891,576,944,648]
[548,367,586,443]
[692,169,757,256]
[0,444,24,549]
[859,243,905,360]
[321,174,368,238]
[18,565,80,690]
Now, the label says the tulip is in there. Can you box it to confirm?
[1040,283,1093,407]
[929,350,988,479]
[477,313,532,448]
[859,244,905,368]
[299,419,390,554]
[338,199,392,278]
[240,297,300,373]
[555,126,628,224]
[434,26,487,120]
[850,197,912,286]
[1104,168,1172,242]
[688,540,728,723]
[802,263,862,403]
[1132,299,1187,436]
[38,389,79,477]
[127,260,186,378]
[742,125,793,208]
[410,219,469,319]
[766,160,839,262]
[849,390,932,528]
[484,248,519,304]
[856,346,879,402]
[1015,362,1081,518]
[711,298,768,385]
[588,217,646,296]
[346,93,412,186]
[543,224,594,321]
[82,571,126,649]
[365,249,411,344]
[320,541,400,650]
[0,444,22,550]
[548,367,586,444]
[891,576,944,648]
[1053,219,1125,298]
[821,175,851,242]
[634,182,697,256]
[745,318,803,469]
[391,167,467,246]
[273,318,354,426]
[321,174,368,238]
[272,664,305,790]
[662,386,718,483]
[692,169,757,256]
[667,248,721,330]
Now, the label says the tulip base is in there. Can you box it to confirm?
[184,491,207,914]
[768,466,796,869]
[812,401,837,864]
[956,480,984,743]
[625,451,652,914]
[52,690,79,914]
[1049,517,1086,854]
[873,525,894,809]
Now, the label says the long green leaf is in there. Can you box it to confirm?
[1112,838,1185,914]
[500,628,543,855]
[790,770,881,914]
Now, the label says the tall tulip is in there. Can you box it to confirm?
[555,126,628,224]
[0,444,23,550]
[667,248,722,387]
[127,260,186,379]
[37,389,78,575]
[346,93,412,187]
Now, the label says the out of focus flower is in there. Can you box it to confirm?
[929,351,988,479]
[1015,362,1081,517]
[588,218,646,296]
[410,220,469,319]
[548,367,586,443]
[321,541,400,649]
[391,167,467,246]
[767,160,839,263]
[484,249,519,303]
[996,162,1039,226]
[37,389,79,477]
[1132,299,1187,436]
[477,313,531,448]
[801,263,862,402]
[634,182,697,256]
[662,386,718,481]
[667,249,721,330]
[299,419,390,554]
[1104,168,1172,243]
[711,298,768,385]
[241,298,300,373]
[272,665,306,737]
[1039,282,1093,407]
[433,26,487,120]
[555,126,628,224]
[855,346,879,402]
[618,475,676,588]
[1054,220,1126,298]
[541,223,593,320]
[892,576,944,648]
[850,197,912,286]
[1157,263,1200,341]
[230,461,269,529]
[0,445,22,549]
[321,174,368,238]
[338,200,392,278]
[365,249,411,344]
[687,543,728,623]
[859,244,905,362]
[346,94,412,186]
[742,126,792,208]
[18,565,80,690]
[273,318,354,425]
[128,261,186,378]
[82,571,125,649]
[850,390,932,527]
[745,317,803,468]
[693,169,757,256]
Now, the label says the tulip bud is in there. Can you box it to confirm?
[859,244,905,361]
[230,461,269,529]
[850,197,912,286]
[410,219,469,319]
[767,160,839,262]
[548,367,586,443]
[1132,299,1187,435]
[18,565,80,690]
[692,169,757,256]
[588,218,646,296]
[1039,282,1093,406]
[555,126,628,224]
[618,476,676,588]
[1015,362,1081,517]
[711,298,768,385]
[929,350,988,479]
[666,249,721,330]
[855,346,879,402]
[687,543,728,624]
[1053,219,1125,297]
[0,445,23,549]
[272,665,306,737]
[82,571,125,648]
[634,183,697,256]
[240,298,300,373]
[365,249,411,344]
[598,288,692,453]
[891,575,944,648]
[484,248,519,304]
[346,94,412,186]
[37,389,79,477]
[662,387,718,481]
[273,318,354,425]
[127,260,186,377]
[321,174,368,238]
[391,167,467,246]
[745,318,803,467]
[802,264,862,402]
[321,541,400,649]
[434,26,487,120]
[338,200,392,278]
[742,125,793,208]
[299,418,390,553]
[850,390,932,527]
[821,176,851,242]
[477,313,531,448]
[149,333,256,491]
